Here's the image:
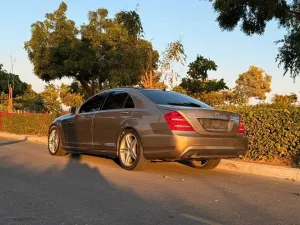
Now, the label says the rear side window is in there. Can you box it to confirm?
[79,92,107,113]
[124,96,135,108]
[140,90,212,109]
[102,91,128,110]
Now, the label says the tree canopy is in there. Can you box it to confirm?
[272,93,298,107]
[14,85,44,112]
[235,66,272,103]
[25,2,157,97]
[179,55,228,95]
[141,39,186,89]
[0,64,28,97]
[40,84,61,113]
[207,0,300,81]
[187,55,217,82]
[60,83,84,108]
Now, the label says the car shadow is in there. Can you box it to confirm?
[0,147,285,225]
[0,137,28,147]
[0,153,205,225]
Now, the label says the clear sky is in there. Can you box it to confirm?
[0,0,299,101]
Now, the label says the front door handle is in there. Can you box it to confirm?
[120,111,129,115]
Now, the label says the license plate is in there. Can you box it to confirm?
[200,119,229,131]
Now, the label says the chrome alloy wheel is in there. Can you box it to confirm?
[48,129,59,154]
[119,133,138,166]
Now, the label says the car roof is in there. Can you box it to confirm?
[104,87,167,92]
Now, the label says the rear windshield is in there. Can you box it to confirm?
[140,90,212,109]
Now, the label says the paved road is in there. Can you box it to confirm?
[0,137,300,225]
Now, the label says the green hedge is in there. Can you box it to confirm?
[0,113,58,136]
[219,106,300,165]
[0,108,299,165]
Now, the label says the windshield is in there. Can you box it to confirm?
[140,90,212,109]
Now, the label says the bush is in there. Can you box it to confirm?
[0,104,7,112]
[219,106,300,165]
[0,113,58,136]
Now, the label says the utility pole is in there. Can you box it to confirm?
[7,55,16,113]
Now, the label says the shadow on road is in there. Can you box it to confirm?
[0,137,28,147]
[0,152,203,224]
[0,148,286,225]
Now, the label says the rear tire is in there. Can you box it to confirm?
[118,129,148,170]
[189,159,221,169]
[48,126,67,156]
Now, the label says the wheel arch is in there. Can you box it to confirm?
[48,122,66,147]
[115,125,143,157]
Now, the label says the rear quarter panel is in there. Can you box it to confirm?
[119,89,175,155]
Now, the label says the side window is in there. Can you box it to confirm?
[79,92,107,113]
[124,95,135,108]
[102,92,128,110]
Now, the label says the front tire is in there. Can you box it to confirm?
[118,129,148,170]
[48,126,67,156]
[189,159,221,169]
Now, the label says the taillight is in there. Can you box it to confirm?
[237,120,245,134]
[164,111,194,131]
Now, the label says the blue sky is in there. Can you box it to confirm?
[0,0,299,101]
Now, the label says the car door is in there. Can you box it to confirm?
[66,93,107,151]
[92,91,134,153]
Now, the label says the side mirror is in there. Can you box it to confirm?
[70,107,77,114]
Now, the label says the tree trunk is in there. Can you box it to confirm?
[78,79,94,97]
[7,84,13,113]
[98,77,103,90]
[91,79,95,95]
[149,69,153,88]
[149,50,153,88]
[141,49,154,88]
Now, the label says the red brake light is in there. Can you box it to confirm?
[164,111,194,131]
[238,120,245,134]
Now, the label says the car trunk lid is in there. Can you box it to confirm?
[157,104,239,137]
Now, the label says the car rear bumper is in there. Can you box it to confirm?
[141,132,248,160]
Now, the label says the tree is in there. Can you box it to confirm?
[136,40,159,88]
[40,84,61,113]
[60,83,84,108]
[235,66,272,104]
[141,39,185,89]
[272,93,298,107]
[172,86,187,94]
[223,89,247,106]
[25,2,153,97]
[160,40,187,88]
[14,85,44,112]
[187,55,217,82]
[0,64,28,97]
[68,81,89,99]
[179,55,228,95]
[206,0,300,80]
[198,92,226,107]
[276,6,300,81]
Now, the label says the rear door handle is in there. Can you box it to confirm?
[120,111,129,115]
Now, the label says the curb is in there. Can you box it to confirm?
[219,160,300,182]
[0,132,299,182]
